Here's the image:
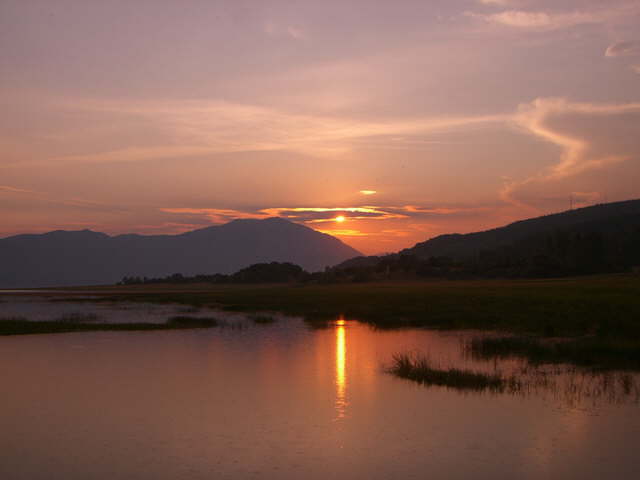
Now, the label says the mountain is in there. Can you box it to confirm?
[402,199,640,260]
[0,218,361,288]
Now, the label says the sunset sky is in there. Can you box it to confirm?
[1,0,639,254]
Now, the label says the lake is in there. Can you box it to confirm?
[1,295,639,479]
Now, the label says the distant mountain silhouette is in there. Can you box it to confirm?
[0,218,361,288]
[401,199,640,259]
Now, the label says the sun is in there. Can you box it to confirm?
[335,215,346,223]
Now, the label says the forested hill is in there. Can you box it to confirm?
[403,199,640,260]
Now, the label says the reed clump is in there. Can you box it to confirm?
[466,336,640,370]
[388,352,520,393]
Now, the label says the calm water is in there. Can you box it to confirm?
[1,297,640,479]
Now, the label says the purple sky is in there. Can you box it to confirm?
[1,0,639,253]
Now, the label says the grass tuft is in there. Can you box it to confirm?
[388,352,519,393]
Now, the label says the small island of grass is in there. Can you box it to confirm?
[0,315,219,336]
[388,352,520,393]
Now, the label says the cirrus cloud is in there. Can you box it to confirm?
[468,9,603,30]
[501,98,640,209]
[605,41,640,57]
[467,2,639,31]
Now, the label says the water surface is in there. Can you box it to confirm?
[1,299,639,479]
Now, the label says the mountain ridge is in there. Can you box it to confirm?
[401,199,640,260]
[0,218,361,288]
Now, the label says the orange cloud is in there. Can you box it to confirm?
[317,229,369,237]
[261,206,409,222]
[0,185,38,194]
[159,208,268,224]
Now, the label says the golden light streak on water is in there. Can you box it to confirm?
[335,317,347,419]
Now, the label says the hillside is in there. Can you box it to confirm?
[402,199,640,260]
[0,218,361,288]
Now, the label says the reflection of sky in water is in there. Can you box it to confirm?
[0,295,242,324]
[1,296,640,479]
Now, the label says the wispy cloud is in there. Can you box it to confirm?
[515,98,640,178]
[263,206,408,223]
[2,96,507,168]
[159,203,489,228]
[501,98,640,208]
[316,229,369,237]
[469,10,603,30]
[0,185,37,194]
[477,0,514,6]
[159,208,266,224]
[0,183,128,213]
[605,41,640,57]
[400,205,487,216]
[264,21,307,40]
[467,3,639,31]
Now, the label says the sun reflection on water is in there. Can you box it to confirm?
[335,317,347,419]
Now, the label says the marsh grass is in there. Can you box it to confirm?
[0,316,28,322]
[466,336,640,370]
[0,315,221,335]
[166,315,219,327]
[388,351,640,404]
[218,319,248,331]
[54,275,640,339]
[175,306,200,314]
[56,312,100,323]
[250,314,277,325]
[516,364,640,406]
[388,352,520,393]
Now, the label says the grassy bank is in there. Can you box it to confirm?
[0,315,219,336]
[466,336,640,370]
